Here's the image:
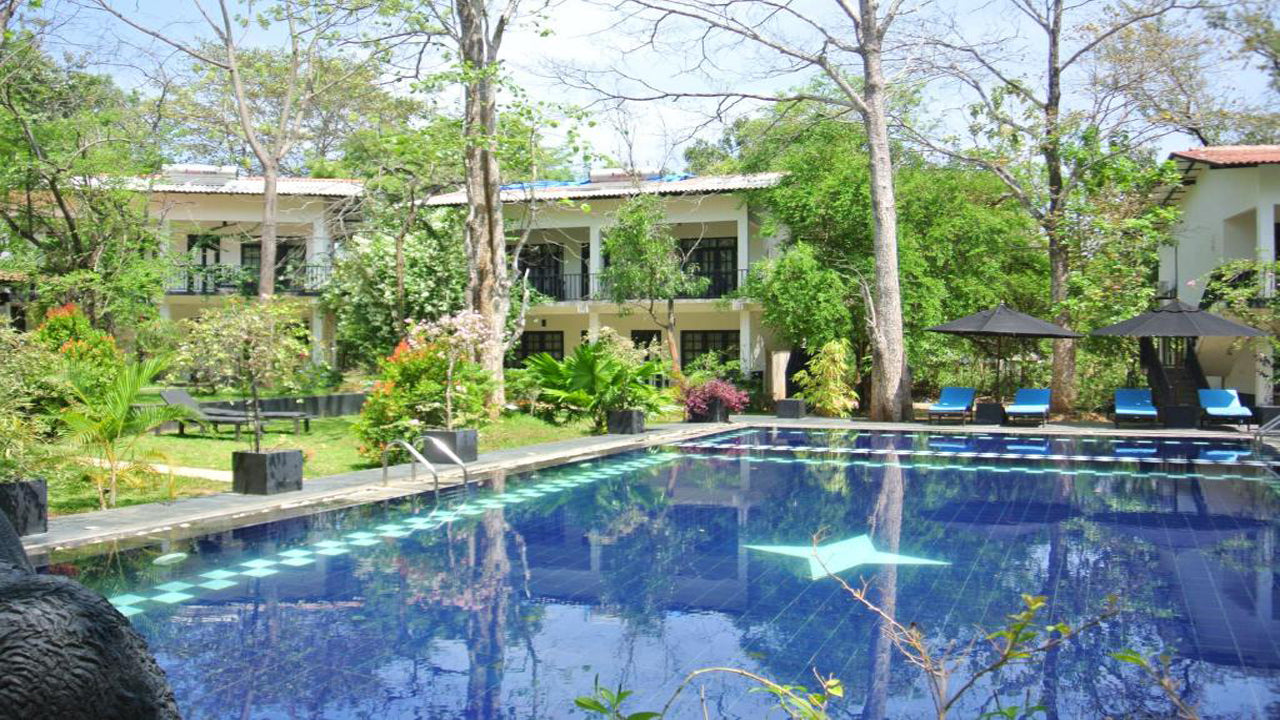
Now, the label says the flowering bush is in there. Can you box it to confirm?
[32,303,123,399]
[355,312,494,460]
[682,379,749,418]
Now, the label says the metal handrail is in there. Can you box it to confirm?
[381,440,441,500]
[1254,413,1280,446]
[418,435,472,488]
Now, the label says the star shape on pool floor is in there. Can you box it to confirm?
[746,534,949,580]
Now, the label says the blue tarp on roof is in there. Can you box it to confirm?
[499,173,694,192]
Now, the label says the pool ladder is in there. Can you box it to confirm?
[1253,416,1280,481]
[379,436,474,498]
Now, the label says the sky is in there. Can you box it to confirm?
[41,0,1277,176]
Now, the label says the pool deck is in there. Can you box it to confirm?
[24,415,1261,562]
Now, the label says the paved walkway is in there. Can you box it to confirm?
[81,457,233,482]
[27,415,1259,562]
[26,422,726,560]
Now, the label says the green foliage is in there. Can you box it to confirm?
[0,42,169,335]
[175,298,313,450]
[32,303,125,400]
[61,357,190,509]
[354,340,493,460]
[322,219,468,369]
[601,195,709,303]
[523,335,667,432]
[739,243,852,351]
[574,677,661,720]
[793,340,858,417]
[0,326,75,423]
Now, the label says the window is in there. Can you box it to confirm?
[681,330,739,366]
[241,238,307,290]
[509,331,564,366]
[631,330,661,347]
[522,243,564,300]
[679,237,738,298]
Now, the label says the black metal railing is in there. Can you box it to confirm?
[525,269,747,302]
[167,263,332,296]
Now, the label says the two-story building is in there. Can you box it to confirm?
[1158,145,1280,400]
[149,164,362,361]
[426,170,789,389]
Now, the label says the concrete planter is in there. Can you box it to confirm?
[776,398,807,419]
[0,478,46,536]
[232,450,304,495]
[606,409,646,434]
[421,429,479,463]
[689,399,729,423]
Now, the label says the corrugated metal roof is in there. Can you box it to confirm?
[1169,145,1280,167]
[425,172,785,206]
[141,177,364,197]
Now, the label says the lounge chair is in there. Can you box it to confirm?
[1114,389,1159,427]
[1004,389,1050,426]
[162,389,311,434]
[927,387,976,424]
[1198,389,1253,429]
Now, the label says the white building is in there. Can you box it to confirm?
[1158,145,1280,399]
[427,170,790,390]
[149,165,362,361]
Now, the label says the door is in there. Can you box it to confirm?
[680,237,737,297]
[186,234,221,293]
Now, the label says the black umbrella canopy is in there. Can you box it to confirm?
[928,304,1083,338]
[1091,300,1268,338]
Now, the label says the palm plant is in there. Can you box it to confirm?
[62,357,191,509]
[525,342,667,433]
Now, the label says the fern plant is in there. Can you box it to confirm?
[793,340,858,417]
[62,357,191,509]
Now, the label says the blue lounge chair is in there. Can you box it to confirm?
[1114,389,1159,427]
[1198,389,1253,429]
[1004,389,1050,426]
[927,387,977,424]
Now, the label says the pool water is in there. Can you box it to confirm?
[49,428,1280,718]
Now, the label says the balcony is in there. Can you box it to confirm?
[527,269,747,302]
[166,263,332,296]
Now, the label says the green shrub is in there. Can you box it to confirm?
[354,315,494,460]
[0,326,75,424]
[523,335,668,432]
[32,303,123,398]
[794,339,858,417]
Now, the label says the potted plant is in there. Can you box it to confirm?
[177,298,310,495]
[683,379,749,422]
[0,412,47,537]
[524,332,667,435]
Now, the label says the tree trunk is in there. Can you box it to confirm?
[1044,0,1075,414]
[860,0,912,421]
[259,164,279,298]
[862,446,904,720]
[664,298,682,379]
[458,0,509,413]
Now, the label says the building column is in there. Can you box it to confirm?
[736,207,749,285]
[739,308,753,371]
[310,212,331,264]
[310,305,328,364]
[1257,198,1276,401]
[588,223,602,297]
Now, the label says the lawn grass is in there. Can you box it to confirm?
[47,471,227,517]
[131,412,633,479]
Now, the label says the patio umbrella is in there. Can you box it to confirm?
[928,304,1082,400]
[1090,299,1268,337]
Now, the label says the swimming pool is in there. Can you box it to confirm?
[48,427,1280,718]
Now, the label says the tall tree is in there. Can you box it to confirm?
[564,0,918,419]
[909,0,1200,412]
[1209,0,1280,92]
[90,0,388,297]
[0,39,170,334]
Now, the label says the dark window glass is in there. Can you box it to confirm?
[631,330,661,347]
[681,330,739,366]
[678,237,737,297]
[522,244,563,300]
[509,331,564,366]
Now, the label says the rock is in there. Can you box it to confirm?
[0,515,180,720]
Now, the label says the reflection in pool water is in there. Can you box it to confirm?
[49,428,1280,718]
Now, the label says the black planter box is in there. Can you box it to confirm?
[232,450,304,495]
[421,429,479,463]
[690,399,730,423]
[776,398,807,419]
[607,409,646,434]
[974,402,1005,424]
[0,479,47,536]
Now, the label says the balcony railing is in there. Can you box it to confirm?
[167,263,332,296]
[526,269,747,302]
